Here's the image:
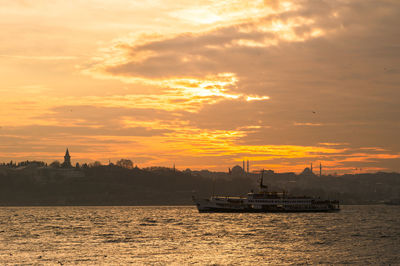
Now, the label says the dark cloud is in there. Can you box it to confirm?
[108,27,272,78]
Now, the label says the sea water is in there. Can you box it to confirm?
[0,205,399,265]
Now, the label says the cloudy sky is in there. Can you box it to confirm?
[1,0,399,173]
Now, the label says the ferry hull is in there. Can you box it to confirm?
[197,207,340,213]
[194,198,340,213]
[196,205,340,213]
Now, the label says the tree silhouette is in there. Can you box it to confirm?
[50,160,60,168]
[89,161,102,168]
[116,159,133,169]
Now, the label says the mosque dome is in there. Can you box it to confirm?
[301,167,314,175]
[231,165,244,175]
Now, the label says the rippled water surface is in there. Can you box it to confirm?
[0,205,399,265]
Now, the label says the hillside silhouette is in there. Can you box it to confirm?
[0,160,399,206]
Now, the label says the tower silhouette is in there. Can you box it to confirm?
[63,148,72,168]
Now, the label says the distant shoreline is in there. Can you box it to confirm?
[1,165,399,206]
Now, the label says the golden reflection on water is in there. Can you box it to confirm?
[0,206,399,264]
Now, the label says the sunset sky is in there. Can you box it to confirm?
[1,0,399,174]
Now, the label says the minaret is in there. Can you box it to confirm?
[243,160,245,172]
[247,160,249,173]
[320,162,322,177]
[63,148,72,167]
[310,163,313,173]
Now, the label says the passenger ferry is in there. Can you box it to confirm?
[193,171,340,213]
